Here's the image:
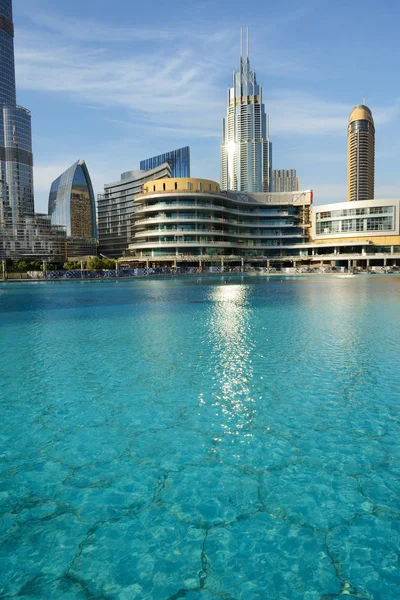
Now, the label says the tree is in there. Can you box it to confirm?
[87,256,116,270]
[63,261,81,270]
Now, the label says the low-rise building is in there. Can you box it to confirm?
[127,177,312,261]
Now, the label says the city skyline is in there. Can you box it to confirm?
[10,0,400,211]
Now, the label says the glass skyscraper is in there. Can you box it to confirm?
[48,160,97,257]
[221,31,272,193]
[0,0,34,228]
[140,146,190,178]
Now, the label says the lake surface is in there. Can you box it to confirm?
[0,275,399,599]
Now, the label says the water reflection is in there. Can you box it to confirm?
[206,284,256,438]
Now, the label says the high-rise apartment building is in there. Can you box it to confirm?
[221,31,272,193]
[140,147,190,178]
[348,105,375,202]
[271,170,299,193]
[98,163,172,258]
[0,0,34,227]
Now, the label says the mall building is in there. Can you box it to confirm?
[123,178,400,270]
[126,177,311,266]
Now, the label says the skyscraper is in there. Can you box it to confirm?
[0,0,34,227]
[271,169,300,193]
[98,163,172,258]
[348,105,375,202]
[48,160,97,257]
[140,146,190,178]
[221,30,271,193]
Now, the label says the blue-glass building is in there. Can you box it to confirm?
[0,0,35,228]
[48,160,97,257]
[140,146,190,178]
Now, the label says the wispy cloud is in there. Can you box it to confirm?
[13,6,330,138]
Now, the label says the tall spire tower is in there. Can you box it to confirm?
[0,0,35,228]
[221,29,272,192]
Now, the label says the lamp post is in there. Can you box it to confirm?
[100,253,119,279]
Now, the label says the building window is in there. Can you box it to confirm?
[163,183,166,191]
[199,182,203,192]
[153,185,156,191]
[187,182,192,191]
[175,182,178,190]
[366,217,393,231]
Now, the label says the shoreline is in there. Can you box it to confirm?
[1,271,399,284]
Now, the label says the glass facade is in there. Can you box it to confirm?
[140,147,190,178]
[0,0,40,260]
[221,35,272,193]
[129,180,312,258]
[0,0,16,108]
[316,204,395,235]
[98,163,172,258]
[48,161,97,257]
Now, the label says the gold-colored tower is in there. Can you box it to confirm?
[347,105,375,202]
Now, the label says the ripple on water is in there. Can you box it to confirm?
[206,512,341,600]
[0,277,399,599]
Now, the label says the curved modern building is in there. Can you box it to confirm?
[348,105,375,202]
[48,160,97,257]
[0,0,35,227]
[129,178,311,259]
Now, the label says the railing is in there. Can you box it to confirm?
[138,187,224,197]
[135,203,291,217]
[134,229,304,240]
[134,215,296,227]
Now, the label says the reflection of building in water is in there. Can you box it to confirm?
[208,284,255,434]
[48,160,97,258]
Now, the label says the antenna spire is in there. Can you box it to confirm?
[246,27,249,59]
[240,28,243,59]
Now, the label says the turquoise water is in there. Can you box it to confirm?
[0,275,399,600]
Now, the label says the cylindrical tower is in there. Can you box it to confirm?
[347,105,375,202]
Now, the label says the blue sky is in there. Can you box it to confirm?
[12,0,400,211]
